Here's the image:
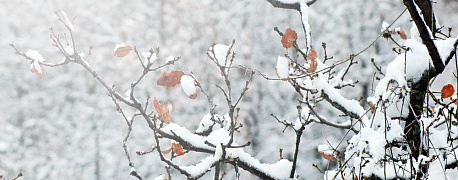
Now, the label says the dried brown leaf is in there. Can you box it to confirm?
[441,84,455,98]
[307,48,318,73]
[113,45,132,57]
[281,28,297,48]
[153,97,173,124]
[157,70,185,87]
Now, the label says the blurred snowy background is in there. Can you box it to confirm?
[1,0,458,179]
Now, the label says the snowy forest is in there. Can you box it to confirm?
[2,0,458,179]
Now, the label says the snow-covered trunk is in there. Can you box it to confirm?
[403,0,441,177]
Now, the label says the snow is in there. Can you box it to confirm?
[59,10,74,32]
[211,44,230,64]
[206,129,230,145]
[64,46,74,56]
[195,113,214,134]
[142,51,157,65]
[181,144,223,177]
[299,0,311,49]
[276,56,289,80]
[381,21,391,32]
[180,75,197,99]
[274,0,300,4]
[154,174,166,180]
[317,144,333,155]
[227,147,293,179]
[313,75,368,123]
[26,49,45,62]
[165,56,174,63]
[113,43,126,53]
[163,121,294,179]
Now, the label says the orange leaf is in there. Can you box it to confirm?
[157,70,185,87]
[320,152,336,161]
[172,141,184,155]
[307,48,318,73]
[161,147,172,154]
[441,84,455,98]
[153,97,173,124]
[281,28,297,48]
[113,45,132,57]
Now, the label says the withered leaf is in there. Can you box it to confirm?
[441,84,455,98]
[172,141,184,155]
[157,70,185,87]
[307,48,318,73]
[281,28,298,48]
[154,97,173,124]
[113,45,132,57]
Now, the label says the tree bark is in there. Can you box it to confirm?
[402,0,441,178]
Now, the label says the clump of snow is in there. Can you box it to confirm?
[276,56,289,80]
[317,144,333,156]
[26,49,45,62]
[165,56,174,63]
[195,113,214,134]
[180,75,198,99]
[181,144,223,178]
[206,129,230,145]
[211,44,230,63]
[381,21,391,32]
[64,46,74,56]
[142,51,157,65]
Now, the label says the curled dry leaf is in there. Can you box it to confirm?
[157,70,185,87]
[153,97,173,124]
[281,28,298,48]
[320,152,336,161]
[441,84,455,98]
[367,101,375,114]
[307,48,318,73]
[30,60,43,76]
[113,44,132,57]
[172,141,184,155]
[161,147,172,154]
[318,144,336,161]
[399,30,407,40]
